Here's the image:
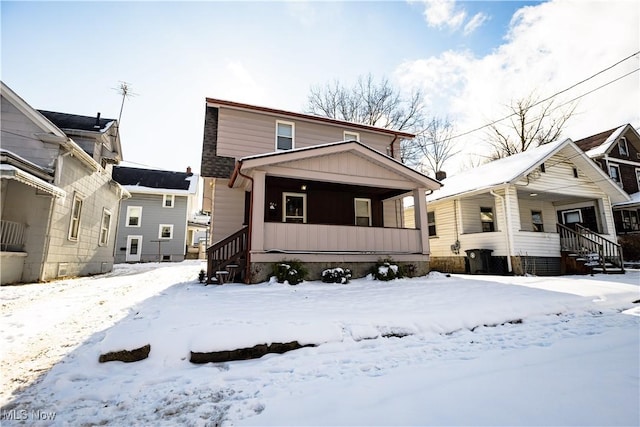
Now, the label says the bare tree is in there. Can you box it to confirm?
[306,73,425,132]
[486,93,576,159]
[400,117,458,176]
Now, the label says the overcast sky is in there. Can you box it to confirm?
[2,1,638,175]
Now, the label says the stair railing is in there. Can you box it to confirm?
[206,226,249,283]
[575,224,624,272]
[556,223,624,273]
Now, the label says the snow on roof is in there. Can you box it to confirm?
[585,124,627,157]
[614,191,640,207]
[427,138,570,201]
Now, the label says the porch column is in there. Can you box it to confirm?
[413,187,430,255]
[251,170,266,253]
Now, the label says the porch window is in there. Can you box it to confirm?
[354,198,372,226]
[621,210,639,232]
[344,131,360,141]
[562,209,582,226]
[480,207,495,232]
[427,211,436,236]
[618,137,629,156]
[68,193,84,241]
[126,206,142,227]
[283,192,306,223]
[531,210,544,232]
[159,224,173,239]
[609,164,621,184]
[276,121,294,151]
[163,194,174,208]
[99,209,112,246]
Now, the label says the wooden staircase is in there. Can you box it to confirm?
[205,226,248,284]
[557,223,625,274]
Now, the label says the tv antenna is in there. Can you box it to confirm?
[113,81,137,124]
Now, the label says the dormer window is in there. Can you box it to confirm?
[618,137,629,156]
[276,121,294,151]
[163,194,174,208]
[344,131,360,142]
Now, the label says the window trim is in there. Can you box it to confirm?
[126,206,143,227]
[163,194,175,208]
[158,224,174,239]
[354,198,372,227]
[344,131,360,142]
[618,137,629,156]
[276,120,295,151]
[99,208,112,246]
[282,192,306,223]
[531,210,544,232]
[68,192,84,241]
[480,206,495,232]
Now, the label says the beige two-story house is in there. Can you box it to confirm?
[1,81,127,284]
[200,98,441,283]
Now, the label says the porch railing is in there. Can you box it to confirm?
[206,226,248,283]
[1,220,26,252]
[556,223,624,272]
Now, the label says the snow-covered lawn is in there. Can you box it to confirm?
[1,260,638,426]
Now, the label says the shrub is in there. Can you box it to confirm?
[371,258,403,281]
[619,234,640,262]
[272,259,308,285]
[321,267,352,284]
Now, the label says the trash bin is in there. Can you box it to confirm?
[465,249,493,274]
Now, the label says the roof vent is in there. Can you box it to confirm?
[94,112,101,129]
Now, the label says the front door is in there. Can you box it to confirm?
[557,206,599,232]
[126,235,143,262]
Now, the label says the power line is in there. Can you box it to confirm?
[448,51,640,141]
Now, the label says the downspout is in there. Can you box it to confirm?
[388,135,399,159]
[490,189,513,273]
[231,160,254,284]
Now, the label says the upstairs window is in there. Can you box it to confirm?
[354,198,372,226]
[344,131,360,142]
[618,137,629,156]
[68,193,84,241]
[126,206,142,227]
[609,164,621,184]
[99,209,112,246]
[427,211,436,236]
[276,121,294,151]
[163,194,175,208]
[480,207,495,232]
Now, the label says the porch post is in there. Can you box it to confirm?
[413,187,430,255]
[250,170,266,253]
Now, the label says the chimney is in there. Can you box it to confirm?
[93,112,101,129]
[435,170,447,181]
[186,166,193,176]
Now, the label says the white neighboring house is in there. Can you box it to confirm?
[112,166,201,263]
[1,81,127,284]
[423,138,629,276]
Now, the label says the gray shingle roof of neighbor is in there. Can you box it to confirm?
[112,166,193,191]
[38,110,115,133]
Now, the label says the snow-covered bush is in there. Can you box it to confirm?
[321,267,352,284]
[272,260,308,285]
[371,258,403,281]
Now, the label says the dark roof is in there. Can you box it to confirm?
[573,127,619,152]
[38,110,115,133]
[112,166,192,190]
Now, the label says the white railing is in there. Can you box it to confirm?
[1,220,26,252]
[263,223,422,254]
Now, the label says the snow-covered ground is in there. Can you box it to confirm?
[1,260,638,426]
